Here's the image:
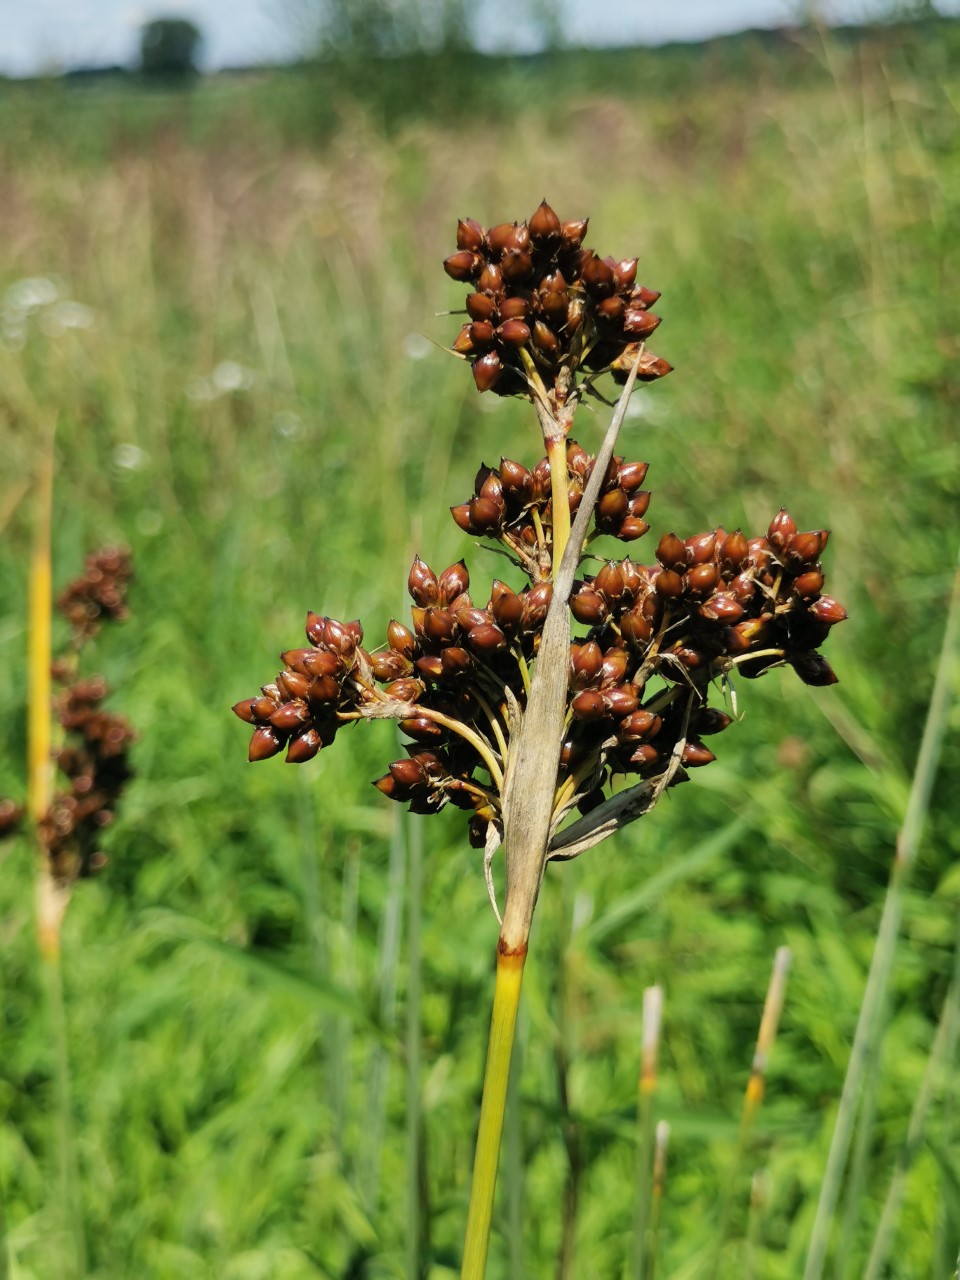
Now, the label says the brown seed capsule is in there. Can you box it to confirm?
[686,563,720,596]
[456,606,491,631]
[696,707,733,735]
[768,508,797,551]
[570,640,603,686]
[468,321,496,350]
[438,561,470,605]
[450,502,474,533]
[595,561,626,603]
[400,716,444,742]
[601,647,630,686]
[620,607,653,646]
[571,690,607,721]
[390,757,426,787]
[249,726,284,762]
[423,609,457,644]
[501,248,534,284]
[472,352,503,393]
[252,695,279,721]
[444,251,481,282]
[308,674,340,704]
[522,583,552,628]
[560,218,588,249]
[681,739,716,767]
[529,199,562,243]
[809,596,847,625]
[793,568,825,599]
[604,686,639,718]
[566,297,586,332]
[596,487,629,527]
[490,582,525,630]
[457,218,485,252]
[232,698,258,724]
[581,253,616,297]
[619,710,661,741]
[498,318,531,348]
[785,531,826,568]
[726,615,776,654]
[477,263,504,294]
[467,495,504,533]
[632,285,661,308]
[685,532,717,565]
[486,222,526,257]
[656,532,687,572]
[286,727,323,764]
[466,292,498,322]
[614,258,638,288]
[384,678,422,703]
[531,320,559,355]
[655,569,684,598]
[596,295,626,323]
[729,573,756,603]
[618,518,650,541]
[719,530,749,572]
[790,651,839,686]
[374,773,399,799]
[618,461,649,492]
[277,670,311,701]
[452,325,475,355]
[699,593,744,624]
[499,458,532,496]
[440,646,472,678]
[467,623,507,655]
[623,309,662,338]
[570,587,608,625]
[408,556,439,607]
[387,620,417,659]
[630,743,660,768]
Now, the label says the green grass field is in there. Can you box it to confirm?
[0,22,958,1279]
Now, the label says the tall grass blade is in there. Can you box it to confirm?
[647,1120,670,1280]
[633,984,663,1280]
[803,560,960,1280]
[710,947,791,1280]
[505,1014,525,1280]
[406,812,424,1280]
[862,910,960,1280]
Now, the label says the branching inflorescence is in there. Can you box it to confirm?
[233,200,846,1277]
[234,201,846,901]
[2,548,135,883]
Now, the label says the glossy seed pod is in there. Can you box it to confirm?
[655,532,687,571]
[529,199,562,243]
[466,623,507,655]
[438,561,470,605]
[472,351,503,393]
[768,508,797,551]
[249,725,285,762]
[570,587,607,625]
[286,727,323,764]
[443,251,482,281]
[408,556,439,607]
[719,530,749,572]
[571,690,607,721]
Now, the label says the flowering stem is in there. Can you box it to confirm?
[460,941,527,1280]
[547,434,571,572]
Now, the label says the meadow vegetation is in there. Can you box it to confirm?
[0,21,958,1278]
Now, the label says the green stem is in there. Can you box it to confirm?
[460,942,527,1280]
[406,814,424,1280]
[43,948,86,1278]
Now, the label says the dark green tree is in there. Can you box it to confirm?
[139,18,203,77]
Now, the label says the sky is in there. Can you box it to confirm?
[0,0,955,78]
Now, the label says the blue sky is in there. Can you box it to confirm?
[0,0,955,77]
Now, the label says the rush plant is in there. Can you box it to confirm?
[232,201,846,1276]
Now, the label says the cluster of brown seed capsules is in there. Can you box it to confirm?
[452,439,651,580]
[233,494,846,845]
[444,200,671,396]
[0,550,136,881]
[40,673,135,880]
[57,546,133,643]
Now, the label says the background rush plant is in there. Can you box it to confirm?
[232,201,846,1277]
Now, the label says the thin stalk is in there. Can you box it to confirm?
[803,560,960,1280]
[743,1170,770,1280]
[546,434,571,570]
[832,1017,886,1280]
[406,813,424,1280]
[862,909,960,1280]
[460,943,527,1280]
[633,985,664,1280]
[43,951,86,1278]
[710,947,792,1280]
[647,1121,670,1280]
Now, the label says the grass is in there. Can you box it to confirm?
[0,20,957,1278]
